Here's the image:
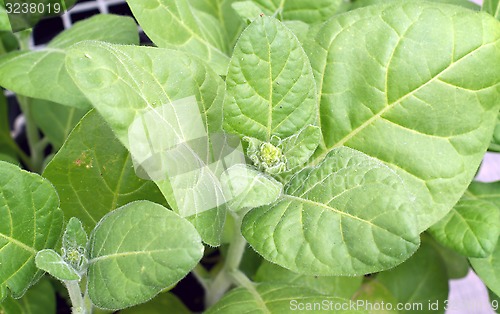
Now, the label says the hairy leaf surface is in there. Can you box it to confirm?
[305,3,500,231]
[243,147,419,275]
[87,201,203,310]
[66,42,226,245]
[0,14,139,109]
[0,161,63,299]
[224,16,317,141]
[43,111,166,233]
[127,0,230,74]
[205,283,367,313]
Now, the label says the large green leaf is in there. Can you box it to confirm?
[305,2,500,231]
[353,280,398,314]
[126,0,230,75]
[242,147,419,275]
[0,278,55,314]
[254,261,363,298]
[0,161,63,299]
[43,110,166,233]
[188,0,245,50]
[205,283,367,314]
[30,98,88,149]
[224,16,317,142]
[235,0,344,24]
[377,238,449,313]
[429,198,500,257]
[87,201,203,310]
[65,42,227,246]
[0,14,139,109]
[467,181,500,205]
[483,0,500,19]
[470,237,500,297]
[120,293,190,314]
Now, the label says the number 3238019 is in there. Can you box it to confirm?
[5,2,62,14]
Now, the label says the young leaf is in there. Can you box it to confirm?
[0,14,139,109]
[87,201,204,310]
[0,278,56,314]
[470,238,500,297]
[220,164,282,211]
[0,161,63,299]
[377,238,449,313]
[63,218,88,251]
[65,42,227,245]
[43,111,166,234]
[242,147,419,275]
[126,0,230,75]
[35,249,81,281]
[483,0,500,19]
[255,261,363,298]
[280,125,320,170]
[429,198,500,258]
[224,16,317,142]
[305,2,500,232]
[205,283,367,313]
[30,98,88,149]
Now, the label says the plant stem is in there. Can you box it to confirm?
[205,213,248,307]
[64,280,87,314]
[17,96,45,172]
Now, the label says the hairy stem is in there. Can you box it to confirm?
[205,213,248,307]
[65,280,88,314]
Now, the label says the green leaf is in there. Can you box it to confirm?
[377,238,449,313]
[48,14,139,48]
[224,16,317,142]
[188,0,245,52]
[63,217,88,252]
[87,201,203,310]
[232,1,264,22]
[429,240,469,279]
[220,164,282,211]
[470,237,500,297]
[280,125,320,170]
[43,110,166,234]
[205,283,367,314]
[305,2,500,232]
[490,114,500,151]
[127,0,230,75]
[466,181,500,206]
[483,0,500,19]
[429,198,500,257]
[242,147,419,275]
[0,14,139,109]
[30,98,88,149]
[120,293,190,314]
[238,0,344,24]
[62,217,88,272]
[350,0,480,11]
[65,42,226,246]
[255,261,363,298]
[0,278,56,314]
[353,280,398,314]
[35,249,80,281]
[0,161,63,299]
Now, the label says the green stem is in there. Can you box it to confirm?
[17,96,44,172]
[205,213,248,307]
[64,280,88,314]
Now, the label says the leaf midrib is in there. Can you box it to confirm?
[313,39,497,165]
[0,233,37,254]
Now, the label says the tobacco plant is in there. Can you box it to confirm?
[0,0,500,313]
